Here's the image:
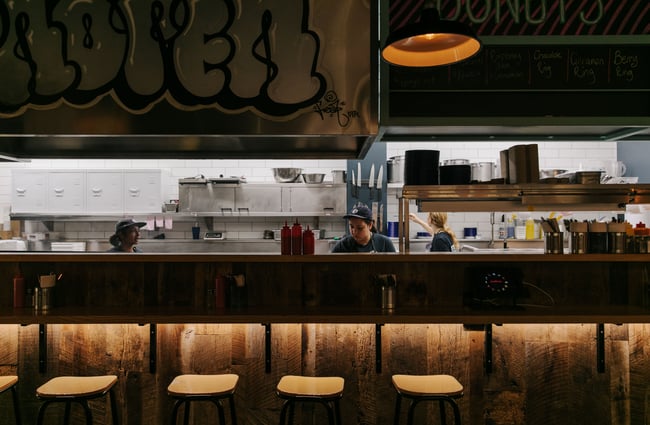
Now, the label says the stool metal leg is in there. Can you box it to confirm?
[393,394,402,425]
[279,399,292,425]
[171,399,188,425]
[36,400,52,425]
[80,399,94,424]
[64,401,72,423]
[406,398,421,425]
[317,400,335,425]
[228,394,238,425]
[10,384,22,425]
[109,389,119,425]
[334,400,342,425]
[439,400,447,425]
[209,399,226,425]
[183,400,191,425]
[450,398,461,425]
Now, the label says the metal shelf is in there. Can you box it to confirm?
[401,183,650,212]
[397,183,650,252]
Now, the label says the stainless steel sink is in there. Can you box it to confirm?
[461,244,545,254]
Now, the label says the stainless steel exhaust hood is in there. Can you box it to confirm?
[0,1,377,160]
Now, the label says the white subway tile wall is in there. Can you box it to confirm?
[1,140,641,243]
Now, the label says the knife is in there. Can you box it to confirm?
[376,165,383,200]
[369,164,375,189]
[372,201,378,229]
[357,162,362,188]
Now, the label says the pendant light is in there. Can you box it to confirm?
[381,2,481,67]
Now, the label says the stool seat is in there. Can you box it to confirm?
[0,375,18,392]
[36,375,118,425]
[0,375,21,425]
[37,375,118,398]
[392,374,463,425]
[167,374,239,425]
[277,376,344,398]
[276,376,344,425]
[168,374,238,397]
[392,374,463,397]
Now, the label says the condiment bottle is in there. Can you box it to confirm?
[291,220,302,255]
[280,221,291,255]
[525,217,535,240]
[302,226,315,255]
[634,222,649,253]
[12,272,24,308]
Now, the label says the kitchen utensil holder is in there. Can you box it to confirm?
[544,232,563,254]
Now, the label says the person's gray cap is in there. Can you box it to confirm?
[344,205,373,221]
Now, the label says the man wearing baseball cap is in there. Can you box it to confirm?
[107,218,147,252]
[331,205,396,253]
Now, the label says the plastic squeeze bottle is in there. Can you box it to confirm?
[291,220,302,255]
[280,221,291,255]
[525,217,536,240]
[302,226,315,255]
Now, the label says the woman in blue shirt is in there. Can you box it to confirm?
[409,212,459,252]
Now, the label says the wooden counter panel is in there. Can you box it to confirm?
[0,254,647,324]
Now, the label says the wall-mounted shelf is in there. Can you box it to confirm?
[398,183,650,251]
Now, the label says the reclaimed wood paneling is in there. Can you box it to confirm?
[2,323,650,424]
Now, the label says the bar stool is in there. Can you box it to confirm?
[276,375,344,425]
[167,374,239,425]
[392,374,463,425]
[0,375,22,425]
[35,375,118,425]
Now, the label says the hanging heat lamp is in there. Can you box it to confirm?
[381,2,481,67]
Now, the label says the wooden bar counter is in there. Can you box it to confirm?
[0,252,649,324]
[0,252,649,424]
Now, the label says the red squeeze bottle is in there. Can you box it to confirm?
[302,226,315,255]
[13,273,25,308]
[280,221,292,255]
[291,220,302,255]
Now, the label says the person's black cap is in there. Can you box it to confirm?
[344,205,373,221]
[114,218,146,233]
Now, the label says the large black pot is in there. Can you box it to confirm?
[404,150,440,185]
[439,164,472,185]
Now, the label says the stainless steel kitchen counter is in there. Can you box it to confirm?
[28,238,336,254]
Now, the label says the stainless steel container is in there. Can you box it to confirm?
[331,170,346,183]
[387,155,404,183]
[470,162,494,182]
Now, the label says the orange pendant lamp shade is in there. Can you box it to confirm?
[382,6,481,67]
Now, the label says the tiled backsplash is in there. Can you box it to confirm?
[2,140,643,243]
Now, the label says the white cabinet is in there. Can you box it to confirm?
[11,170,48,213]
[48,171,85,213]
[11,169,162,215]
[87,171,123,213]
[124,171,162,213]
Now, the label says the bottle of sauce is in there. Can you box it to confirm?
[302,226,315,255]
[13,271,24,308]
[525,217,536,240]
[291,220,302,255]
[280,221,291,255]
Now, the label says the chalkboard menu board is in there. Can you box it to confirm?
[389,44,650,118]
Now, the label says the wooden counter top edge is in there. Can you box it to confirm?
[0,252,648,263]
